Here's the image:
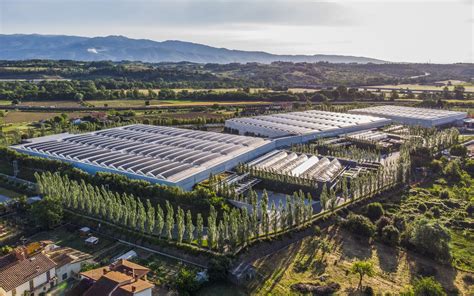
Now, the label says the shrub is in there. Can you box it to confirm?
[376,216,391,235]
[381,225,400,246]
[443,160,462,182]
[366,202,384,221]
[413,277,446,296]
[465,159,474,177]
[429,206,441,218]
[364,286,375,296]
[449,144,467,157]
[439,190,450,199]
[174,267,201,295]
[208,257,232,281]
[430,159,443,172]
[407,218,451,261]
[343,213,375,237]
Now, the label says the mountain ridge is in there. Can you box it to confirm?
[0,34,387,64]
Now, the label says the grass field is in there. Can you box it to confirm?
[367,83,474,92]
[136,88,267,94]
[2,111,93,124]
[28,227,116,257]
[86,99,267,108]
[16,100,82,108]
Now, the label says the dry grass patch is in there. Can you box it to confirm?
[248,226,470,295]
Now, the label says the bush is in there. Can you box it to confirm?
[449,144,467,157]
[366,202,384,221]
[364,286,375,296]
[465,159,474,177]
[174,267,201,295]
[208,257,232,281]
[443,160,462,182]
[343,213,375,237]
[407,218,451,261]
[438,190,450,199]
[376,216,391,235]
[413,277,446,296]
[381,225,400,246]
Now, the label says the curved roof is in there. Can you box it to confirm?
[16,124,271,183]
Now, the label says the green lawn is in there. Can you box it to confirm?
[28,227,115,257]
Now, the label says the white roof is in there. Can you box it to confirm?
[226,110,389,137]
[114,250,137,261]
[12,124,271,183]
[79,227,90,232]
[85,236,98,243]
[349,105,467,121]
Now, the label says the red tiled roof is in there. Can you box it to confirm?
[83,276,120,296]
[117,279,154,295]
[0,253,56,292]
[80,267,110,281]
[81,260,153,296]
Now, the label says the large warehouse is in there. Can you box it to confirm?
[349,105,467,127]
[225,110,391,145]
[12,124,274,190]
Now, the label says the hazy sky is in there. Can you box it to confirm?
[1,0,473,63]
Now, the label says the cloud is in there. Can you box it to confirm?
[1,0,354,28]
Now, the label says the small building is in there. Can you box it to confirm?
[26,196,42,205]
[75,259,154,296]
[0,247,56,296]
[79,227,91,236]
[46,247,91,283]
[464,118,474,129]
[113,250,137,262]
[349,105,467,128]
[84,236,99,246]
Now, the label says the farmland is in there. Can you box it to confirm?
[366,83,474,93]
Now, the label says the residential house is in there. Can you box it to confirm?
[73,259,154,296]
[46,247,92,283]
[0,247,56,296]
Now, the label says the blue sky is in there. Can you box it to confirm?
[1,0,472,63]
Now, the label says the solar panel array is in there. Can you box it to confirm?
[16,124,270,182]
[225,110,389,138]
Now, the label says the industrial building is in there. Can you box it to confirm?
[12,124,274,190]
[225,110,391,145]
[349,105,467,127]
[249,150,344,182]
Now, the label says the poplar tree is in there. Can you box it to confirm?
[185,210,195,243]
[165,201,174,241]
[176,207,185,243]
[196,213,204,247]
[155,204,164,238]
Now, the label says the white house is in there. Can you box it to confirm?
[46,247,91,283]
[0,248,56,296]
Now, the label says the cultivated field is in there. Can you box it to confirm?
[366,83,474,92]
[2,111,93,124]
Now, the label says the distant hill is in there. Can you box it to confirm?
[0,34,386,64]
